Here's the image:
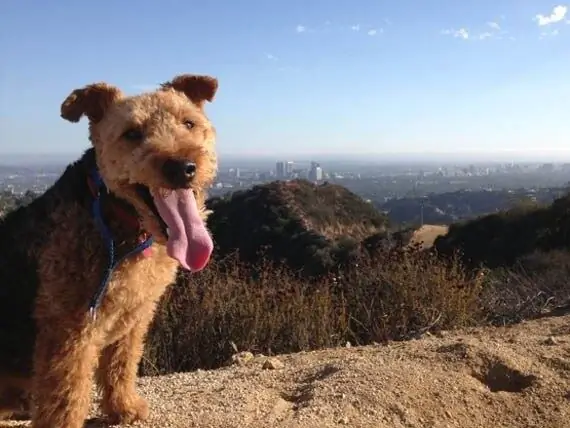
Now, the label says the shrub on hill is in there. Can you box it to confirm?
[434,193,570,269]
[206,180,388,276]
[479,249,570,325]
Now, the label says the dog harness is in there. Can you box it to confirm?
[87,169,154,320]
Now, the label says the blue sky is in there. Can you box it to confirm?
[1,0,569,160]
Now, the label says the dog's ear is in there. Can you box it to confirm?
[161,74,218,108]
[60,83,123,123]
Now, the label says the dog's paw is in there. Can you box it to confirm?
[105,394,149,425]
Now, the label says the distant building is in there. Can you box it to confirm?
[276,161,285,178]
[276,161,294,179]
[308,161,323,182]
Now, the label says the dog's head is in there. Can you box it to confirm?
[60,74,219,271]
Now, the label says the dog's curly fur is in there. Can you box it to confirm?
[0,74,218,427]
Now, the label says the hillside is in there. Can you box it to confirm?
[434,193,570,269]
[206,179,388,274]
[380,187,566,226]
[3,309,569,428]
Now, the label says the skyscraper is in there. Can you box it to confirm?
[308,161,323,182]
[276,161,294,179]
[276,161,285,178]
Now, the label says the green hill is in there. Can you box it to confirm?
[206,179,389,275]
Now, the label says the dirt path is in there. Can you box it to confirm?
[410,225,449,249]
[3,312,569,428]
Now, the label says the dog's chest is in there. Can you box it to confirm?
[97,248,177,344]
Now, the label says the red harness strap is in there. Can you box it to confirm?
[86,175,153,257]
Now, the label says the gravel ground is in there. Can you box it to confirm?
[2,312,569,428]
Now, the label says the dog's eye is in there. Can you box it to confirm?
[122,128,144,141]
[183,120,194,129]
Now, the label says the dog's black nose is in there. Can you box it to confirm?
[184,161,196,178]
[162,159,196,188]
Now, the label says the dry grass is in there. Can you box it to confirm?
[141,247,483,375]
[141,240,570,377]
[479,249,570,325]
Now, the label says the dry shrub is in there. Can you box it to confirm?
[338,246,482,345]
[480,249,570,325]
[141,246,482,375]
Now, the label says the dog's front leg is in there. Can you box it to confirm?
[31,325,98,428]
[96,309,155,425]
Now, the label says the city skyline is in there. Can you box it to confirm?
[4,149,570,167]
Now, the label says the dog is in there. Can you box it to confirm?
[0,73,218,427]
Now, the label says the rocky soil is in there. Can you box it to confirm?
[2,311,569,428]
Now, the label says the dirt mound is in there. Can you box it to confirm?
[4,312,570,428]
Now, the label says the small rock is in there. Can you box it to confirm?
[544,336,558,346]
[345,341,352,348]
[231,351,254,366]
[262,358,284,370]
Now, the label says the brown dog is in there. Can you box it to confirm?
[0,74,218,427]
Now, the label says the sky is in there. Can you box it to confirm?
[1,0,569,161]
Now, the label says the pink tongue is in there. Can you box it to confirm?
[151,189,213,271]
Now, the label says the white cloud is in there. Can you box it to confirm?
[351,24,360,31]
[441,28,469,39]
[295,25,306,33]
[367,29,377,36]
[535,5,567,26]
[456,29,469,39]
[265,53,278,61]
[442,18,511,42]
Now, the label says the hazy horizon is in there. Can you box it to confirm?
[3,149,570,167]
